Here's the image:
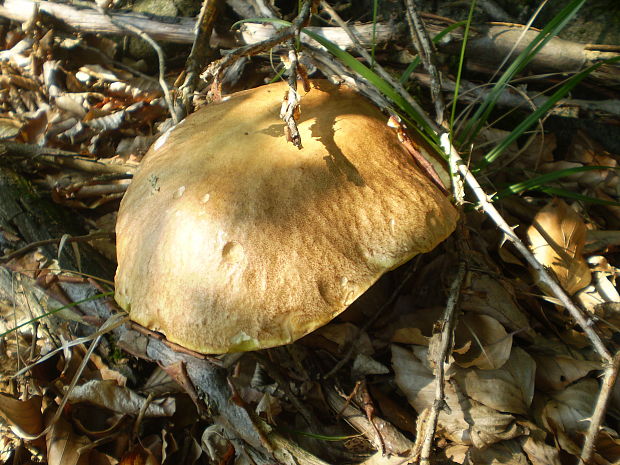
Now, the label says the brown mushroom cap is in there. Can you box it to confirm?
[115,80,458,353]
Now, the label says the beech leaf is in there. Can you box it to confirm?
[527,198,591,295]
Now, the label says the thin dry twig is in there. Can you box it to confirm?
[579,351,620,465]
[203,0,317,93]
[132,392,155,441]
[319,0,436,131]
[403,0,445,124]
[280,40,304,148]
[419,259,466,464]
[0,232,115,264]
[96,5,178,124]
[179,0,219,115]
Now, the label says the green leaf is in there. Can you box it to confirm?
[537,187,620,206]
[494,165,620,199]
[457,0,586,148]
[477,55,620,170]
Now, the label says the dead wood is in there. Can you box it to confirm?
[1,0,618,87]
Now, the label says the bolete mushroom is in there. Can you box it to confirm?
[115,79,457,354]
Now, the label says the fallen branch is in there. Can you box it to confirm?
[0,0,617,86]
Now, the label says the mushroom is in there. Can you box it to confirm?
[114,79,458,354]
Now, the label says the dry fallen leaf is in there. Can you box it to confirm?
[0,394,43,439]
[461,272,532,337]
[541,378,597,435]
[521,433,562,465]
[532,353,600,392]
[45,412,91,465]
[469,438,530,465]
[392,345,522,448]
[453,347,535,415]
[527,198,591,295]
[67,380,175,417]
[453,313,513,370]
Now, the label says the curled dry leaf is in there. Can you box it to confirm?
[316,323,374,355]
[392,345,523,447]
[0,394,43,439]
[201,424,234,464]
[576,255,620,315]
[391,326,430,346]
[453,313,513,370]
[67,380,175,417]
[594,429,620,464]
[119,444,160,465]
[453,347,536,415]
[0,116,22,139]
[527,198,591,295]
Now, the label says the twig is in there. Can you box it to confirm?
[439,133,612,363]
[203,0,317,92]
[579,351,620,465]
[319,0,436,131]
[403,0,445,124]
[324,385,415,457]
[96,6,178,124]
[178,0,219,115]
[280,41,303,148]
[1,232,115,264]
[419,259,466,464]
[250,352,315,428]
[132,392,155,441]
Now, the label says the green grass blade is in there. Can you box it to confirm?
[371,0,379,69]
[458,0,586,148]
[537,187,620,206]
[477,55,620,170]
[0,291,114,339]
[493,165,620,199]
[449,2,476,138]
